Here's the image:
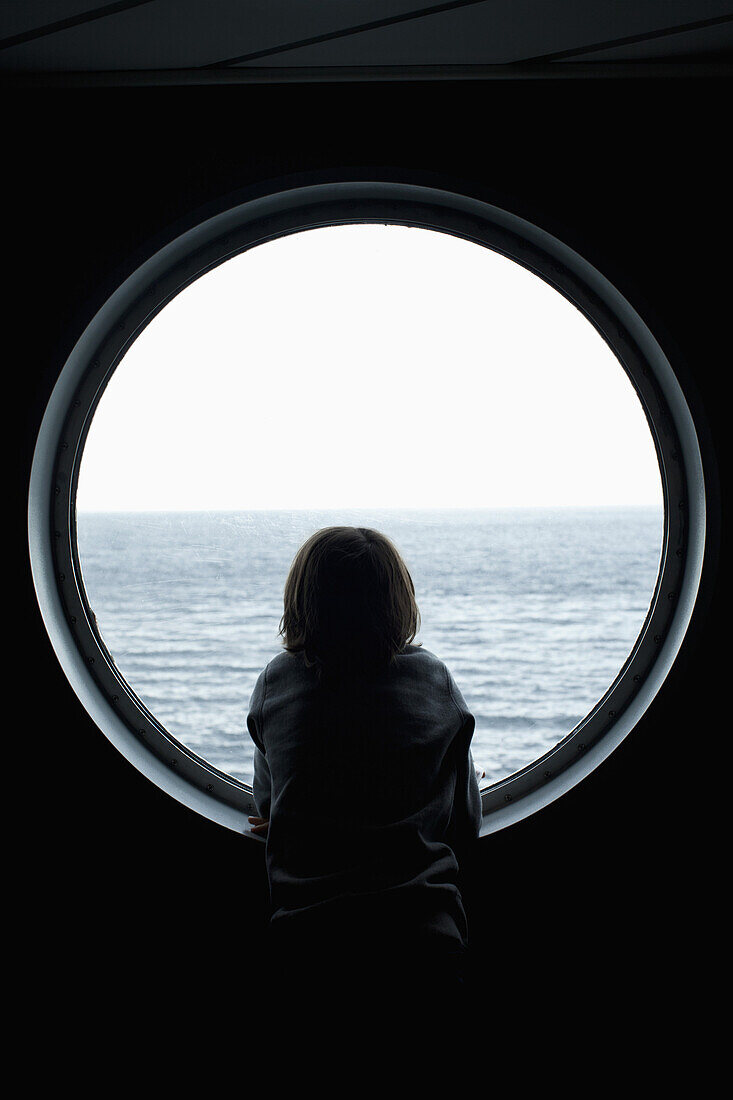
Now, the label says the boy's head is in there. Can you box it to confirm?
[279,527,421,678]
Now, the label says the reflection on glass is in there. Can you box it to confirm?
[76,225,664,788]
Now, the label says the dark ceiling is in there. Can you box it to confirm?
[2,0,732,82]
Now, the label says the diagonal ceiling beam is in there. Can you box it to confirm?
[206,0,494,68]
[523,9,733,63]
[0,0,159,52]
[208,4,733,69]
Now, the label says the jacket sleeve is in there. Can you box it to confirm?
[246,668,271,819]
[446,667,483,847]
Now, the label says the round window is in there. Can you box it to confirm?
[29,182,705,835]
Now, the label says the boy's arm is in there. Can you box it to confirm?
[246,669,271,820]
[447,669,483,847]
[252,747,272,822]
[452,728,483,846]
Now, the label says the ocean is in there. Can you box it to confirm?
[76,507,663,788]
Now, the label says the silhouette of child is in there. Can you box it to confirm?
[246,526,483,999]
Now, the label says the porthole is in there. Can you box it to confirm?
[28,181,705,837]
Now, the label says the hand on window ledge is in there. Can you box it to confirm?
[248,816,269,837]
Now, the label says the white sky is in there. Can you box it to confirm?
[77,224,662,512]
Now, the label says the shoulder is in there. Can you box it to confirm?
[262,649,313,689]
[249,651,312,715]
[399,643,442,665]
[399,646,471,720]
[264,649,297,674]
[396,644,450,687]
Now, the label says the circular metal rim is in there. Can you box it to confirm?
[27,180,705,839]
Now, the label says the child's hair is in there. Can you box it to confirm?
[279,526,421,679]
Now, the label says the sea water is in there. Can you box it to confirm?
[76,507,663,787]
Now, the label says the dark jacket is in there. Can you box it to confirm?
[246,644,482,952]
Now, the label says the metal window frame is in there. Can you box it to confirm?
[27,180,705,838]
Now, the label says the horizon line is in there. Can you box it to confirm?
[76,502,663,514]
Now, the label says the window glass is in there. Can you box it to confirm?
[76,225,663,787]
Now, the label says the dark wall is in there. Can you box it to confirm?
[12,78,726,1025]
